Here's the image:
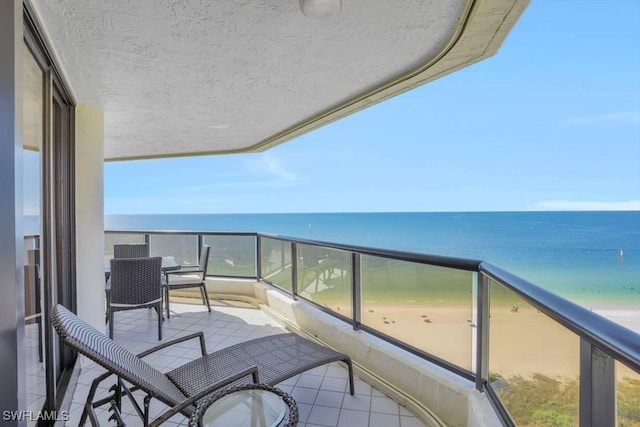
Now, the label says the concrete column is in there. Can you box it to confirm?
[75,103,105,352]
[0,1,26,425]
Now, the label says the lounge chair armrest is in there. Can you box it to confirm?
[146,366,260,427]
[137,332,207,357]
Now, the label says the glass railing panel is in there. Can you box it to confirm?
[204,234,257,277]
[148,233,198,267]
[260,237,293,293]
[104,233,146,261]
[361,255,474,370]
[617,361,640,426]
[296,244,352,317]
[488,279,580,426]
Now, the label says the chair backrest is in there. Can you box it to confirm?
[110,257,162,305]
[114,243,149,259]
[198,245,211,277]
[51,304,186,406]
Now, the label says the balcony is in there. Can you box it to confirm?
[30,229,634,426]
[67,301,428,427]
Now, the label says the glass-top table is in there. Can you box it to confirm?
[104,256,180,278]
[190,384,298,427]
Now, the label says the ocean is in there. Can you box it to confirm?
[104,211,640,308]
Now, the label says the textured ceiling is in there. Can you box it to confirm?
[31,0,528,160]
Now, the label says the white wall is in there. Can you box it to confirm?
[74,103,105,344]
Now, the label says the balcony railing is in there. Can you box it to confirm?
[105,230,640,427]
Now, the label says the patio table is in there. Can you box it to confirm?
[104,256,180,279]
[189,383,298,427]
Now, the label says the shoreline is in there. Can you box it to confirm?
[591,308,640,334]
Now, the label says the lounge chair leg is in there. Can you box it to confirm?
[143,394,152,425]
[80,372,112,426]
[85,402,100,427]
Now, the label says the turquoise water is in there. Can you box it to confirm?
[105,211,640,306]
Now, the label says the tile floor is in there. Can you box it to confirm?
[67,301,428,426]
[25,322,47,427]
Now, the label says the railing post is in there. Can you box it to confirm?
[352,253,361,330]
[476,272,489,391]
[291,242,298,300]
[255,234,261,280]
[580,339,616,427]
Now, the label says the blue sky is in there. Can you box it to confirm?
[105,0,640,214]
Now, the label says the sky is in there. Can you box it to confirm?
[104,0,640,215]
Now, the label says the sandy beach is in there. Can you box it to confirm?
[358,300,640,380]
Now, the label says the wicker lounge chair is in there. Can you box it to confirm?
[51,304,354,426]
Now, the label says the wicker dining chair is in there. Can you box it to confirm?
[107,256,163,340]
[114,243,149,258]
[164,244,211,318]
[51,304,353,427]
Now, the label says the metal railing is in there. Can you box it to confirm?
[105,230,640,427]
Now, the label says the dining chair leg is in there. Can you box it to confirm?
[156,302,162,340]
[164,286,171,319]
[108,310,114,339]
[200,285,212,313]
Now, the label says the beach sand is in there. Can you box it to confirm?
[359,301,640,380]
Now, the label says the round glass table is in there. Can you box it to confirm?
[189,384,298,427]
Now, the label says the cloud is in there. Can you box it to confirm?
[565,111,640,125]
[261,154,298,181]
[531,200,640,211]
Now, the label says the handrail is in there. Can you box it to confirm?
[261,232,482,271]
[106,229,481,270]
[106,229,258,237]
[480,262,640,372]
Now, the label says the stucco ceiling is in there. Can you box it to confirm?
[31,0,528,160]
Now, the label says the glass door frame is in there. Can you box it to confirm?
[24,2,77,421]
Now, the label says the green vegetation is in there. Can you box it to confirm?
[493,374,640,427]
[496,373,579,426]
[530,410,572,427]
[619,377,640,426]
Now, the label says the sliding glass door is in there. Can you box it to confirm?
[23,5,77,424]
[22,32,46,423]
